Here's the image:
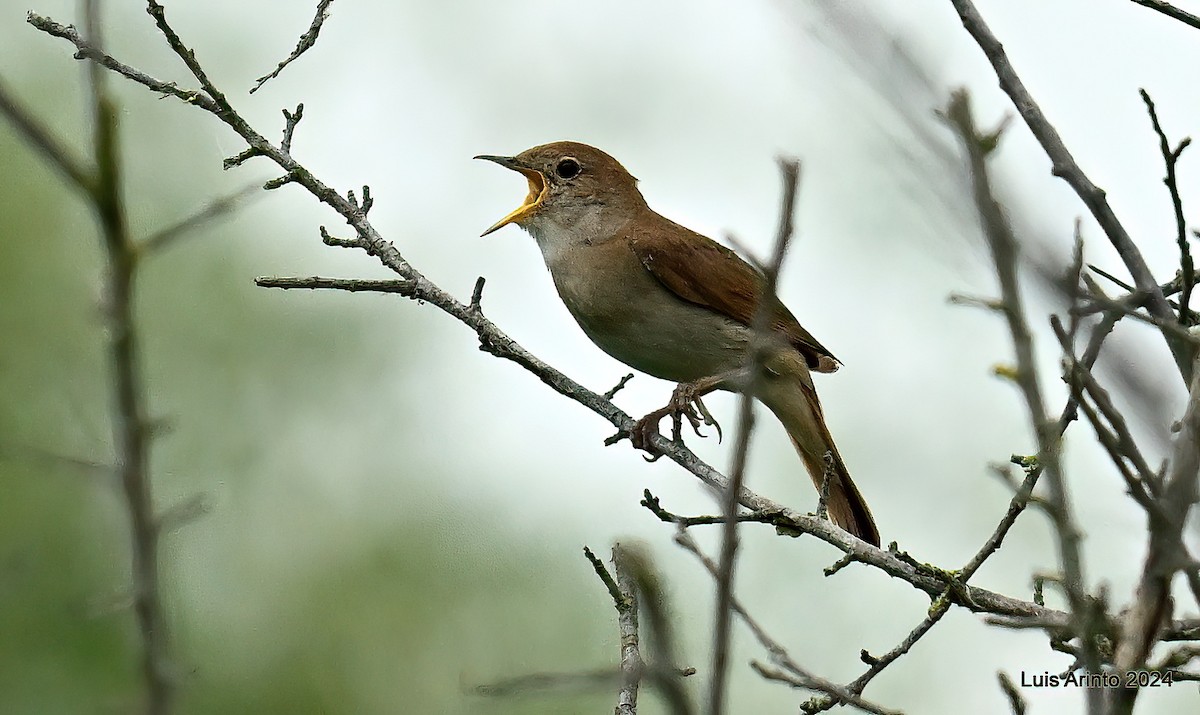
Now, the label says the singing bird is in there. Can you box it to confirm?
[476,141,878,546]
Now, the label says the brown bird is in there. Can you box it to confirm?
[476,141,879,546]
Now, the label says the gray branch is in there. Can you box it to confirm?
[942,89,1102,713]
[948,0,1193,383]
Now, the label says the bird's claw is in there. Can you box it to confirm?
[628,382,723,457]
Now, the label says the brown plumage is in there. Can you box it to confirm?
[627,211,842,374]
[477,141,878,546]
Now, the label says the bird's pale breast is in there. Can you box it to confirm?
[542,232,751,384]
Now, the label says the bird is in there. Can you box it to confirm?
[475,141,879,546]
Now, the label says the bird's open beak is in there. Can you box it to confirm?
[474,154,548,236]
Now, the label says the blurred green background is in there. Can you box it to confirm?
[2,0,1198,713]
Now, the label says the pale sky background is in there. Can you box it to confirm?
[3,0,1199,712]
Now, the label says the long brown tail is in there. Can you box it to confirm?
[758,364,880,547]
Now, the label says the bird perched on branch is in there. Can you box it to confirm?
[476,141,878,546]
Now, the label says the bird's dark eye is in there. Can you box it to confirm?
[555,157,580,179]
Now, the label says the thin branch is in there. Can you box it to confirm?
[1088,263,1137,293]
[28,13,211,107]
[997,671,1027,715]
[0,443,113,479]
[1129,0,1200,31]
[604,373,635,401]
[1085,266,1196,322]
[255,275,416,294]
[474,668,624,697]
[1079,276,1200,345]
[6,14,177,709]
[709,157,800,715]
[280,103,304,155]
[1110,351,1200,712]
[469,276,486,313]
[249,0,335,94]
[583,546,626,611]
[948,0,1192,383]
[1053,320,1158,484]
[139,181,263,255]
[0,75,94,192]
[610,546,643,715]
[612,544,693,715]
[750,663,899,715]
[82,1,172,711]
[641,490,781,528]
[800,597,947,714]
[675,530,897,715]
[942,89,1102,712]
[1139,89,1194,324]
[320,226,362,249]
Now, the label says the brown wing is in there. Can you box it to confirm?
[626,213,840,373]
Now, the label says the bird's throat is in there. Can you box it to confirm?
[481,169,548,236]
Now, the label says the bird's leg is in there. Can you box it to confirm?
[630,370,745,458]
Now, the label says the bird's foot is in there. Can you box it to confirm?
[630,381,723,461]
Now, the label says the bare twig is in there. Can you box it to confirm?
[249,0,335,94]
[641,490,781,528]
[948,0,1192,382]
[750,663,899,715]
[1129,0,1200,31]
[675,531,897,715]
[1110,351,1200,712]
[612,544,692,715]
[943,89,1102,712]
[1139,89,1194,324]
[139,182,263,255]
[1079,276,1200,345]
[604,373,635,401]
[815,452,834,521]
[997,671,1027,715]
[255,275,416,294]
[469,276,486,313]
[0,76,93,192]
[801,598,946,714]
[280,104,304,155]
[81,2,173,712]
[319,226,362,249]
[1052,318,1163,506]
[0,443,114,479]
[610,546,643,715]
[584,546,626,609]
[475,546,692,713]
[1085,267,1196,323]
[474,668,624,697]
[709,158,800,715]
